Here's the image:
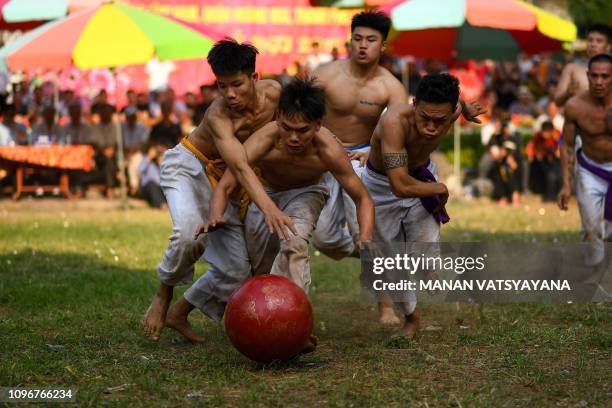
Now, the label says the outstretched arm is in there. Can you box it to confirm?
[459,100,487,124]
[195,169,239,237]
[321,131,375,245]
[558,100,578,210]
[206,108,297,239]
[554,64,575,107]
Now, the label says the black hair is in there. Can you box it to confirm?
[207,38,258,76]
[278,77,326,122]
[587,24,611,42]
[351,10,391,40]
[541,121,554,131]
[588,53,612,70]
[415,73,460,109]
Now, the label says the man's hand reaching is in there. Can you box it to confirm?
[264,206,298,241]
[462,101,487,124]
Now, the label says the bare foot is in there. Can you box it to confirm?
[393,311,421,338]
[165,297,204,343]
[300,335,318,355]
[142,284,173,341]
[378,302,401,326]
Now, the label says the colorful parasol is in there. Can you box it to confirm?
[0,1,219,72]
[381,0,577,60]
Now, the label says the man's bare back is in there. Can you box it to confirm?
[186,79,280,160]
[314,59,406,147]
[565,91,612,163]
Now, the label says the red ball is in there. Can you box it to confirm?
[225,275,313,363]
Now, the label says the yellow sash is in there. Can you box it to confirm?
[181,138,251,221]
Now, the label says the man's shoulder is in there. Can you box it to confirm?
[204,97,230,122]
[564,61,586,75]
[377,65,400,81]
[315,126,345,161]
[565,91,590,115]
[384,102,413,120]
[254,121,279,138]
[316,126,341,144]
[258,79,281,100]
[313,60,344,83]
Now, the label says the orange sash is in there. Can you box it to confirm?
[181,138,251,221]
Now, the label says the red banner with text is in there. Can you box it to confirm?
[125,0,356,90]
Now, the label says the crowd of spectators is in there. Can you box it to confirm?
[0,82,219,207]
[0,23,609,208]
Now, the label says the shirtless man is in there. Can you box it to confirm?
[199,77,374,297]
[555,24,610,107]
[310,11,405,270]
[311,10,484,325]
[558,54,612,266]
[142,39,296,342]
[364,73,485,337]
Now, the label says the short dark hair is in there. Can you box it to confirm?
[587,24,611,42]
[541,121,554,131]
[588,53,612,70]
[207,38,258,76]
[278,77,326,123]
[415,73,460,109]
[351,10,391,40]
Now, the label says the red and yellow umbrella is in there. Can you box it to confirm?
[382,0,577,60]
[0,1,220,72]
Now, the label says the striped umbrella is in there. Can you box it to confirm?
[382,0,577,60]
[0,0,67,30]
[0,1,220,72]
[0,1,106,30]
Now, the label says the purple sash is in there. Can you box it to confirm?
[411,160,450,224]
[576,149,612,221]
[366,159,450,224]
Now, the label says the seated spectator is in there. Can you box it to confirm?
[90,103,119,198]
[137,143,167,209]
[61,102,91,145]
[508,85,537,116]
[90,89,109,117]
[136,92,151,115]
[58,89,76,120]
[149,90,162,119]
[536,79,558,115]
[533,99,564,133]
[26,86,45,127]
[193,84,215,126]
[149,100,181,149]
[526,121,562,202]
[120,89,137,114]
[31,103,62,145]
[58,101,92,196]
[488,121,523,207]
[122,105,149,195]
[1,103,29,145]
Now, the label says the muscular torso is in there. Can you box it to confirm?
[369,106,450,172]
[186,80,279,160]
[254,128,340,191]
[568,93,612,163]
[315,60,401,148]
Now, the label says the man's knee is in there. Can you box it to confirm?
[280,236,309,257]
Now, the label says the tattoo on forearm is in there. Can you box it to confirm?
[383,153,409,170]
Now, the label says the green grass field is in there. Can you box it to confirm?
[0,198,610,406]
